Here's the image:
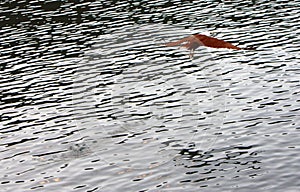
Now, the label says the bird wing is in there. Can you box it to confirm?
[165,35,204,48]
[165,36,191,47]
[165,34,242,50]
[199,36,241,50]
[165,35,204,59]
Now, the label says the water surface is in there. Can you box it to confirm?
[1,0,300,191]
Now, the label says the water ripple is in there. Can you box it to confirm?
[1,0,300,191]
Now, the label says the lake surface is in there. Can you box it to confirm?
[1,0,300,191]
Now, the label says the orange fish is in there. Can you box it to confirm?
[165,33,255,58]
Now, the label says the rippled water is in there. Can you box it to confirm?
[1,0,300,191]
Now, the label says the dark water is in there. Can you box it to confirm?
[1,0,300,191]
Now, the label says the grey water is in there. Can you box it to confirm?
[1,0,300,191]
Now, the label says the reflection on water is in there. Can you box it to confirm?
[1,0,300,191]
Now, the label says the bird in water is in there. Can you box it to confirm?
[165,33,255,58]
